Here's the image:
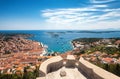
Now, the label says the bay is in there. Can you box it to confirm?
[0,30,120,53]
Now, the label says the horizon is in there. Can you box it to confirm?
[0,29,120,31]
[0,0,120,30]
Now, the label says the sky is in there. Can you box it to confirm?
[0,0,120,30]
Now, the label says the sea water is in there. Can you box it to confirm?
[1,30,120,53]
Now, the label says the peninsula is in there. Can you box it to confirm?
[0,33,48,79]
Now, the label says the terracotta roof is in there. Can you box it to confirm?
[102,57,113,63]
[115,40,120,44]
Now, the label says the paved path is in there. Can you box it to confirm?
[67,55,75,60]
[46,67,87,79]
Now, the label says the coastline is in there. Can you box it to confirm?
[0,34,48,76]
[0,31,120,78]
[1,30,120,53]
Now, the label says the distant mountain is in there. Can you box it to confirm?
[94,28,120,31]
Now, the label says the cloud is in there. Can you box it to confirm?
[92,5,108,8]
[86,20,120,30]
[38,20,120,30]
[91,0,116,3]
[42,8,120,23]
[41,0,120,30]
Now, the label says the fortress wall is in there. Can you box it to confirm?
[47,60,77,74]
[47,60,63,74]
[77,61,103,79]
[38,70,46,77]
[39,56,63,74]
[65,60,76,68]
[38,55,120,79]
[46,59,102,79]
[79,57,120,79]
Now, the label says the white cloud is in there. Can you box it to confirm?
[42,7,120,23]
[42,8,98,17]
[38,20,120,30]
[41,0,120,30]
[91,0,116,3]
[92,5,108,8]
[86,20,120,30]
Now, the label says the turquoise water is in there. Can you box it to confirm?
[1,30,120,53]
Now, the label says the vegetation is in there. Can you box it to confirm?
[0,74,22,79]
[93,62,120,77]
[0,66,40,79]
[73,38,120,77]
[72,38,103,43]
[86,46,120,55]
[73,38,120,43]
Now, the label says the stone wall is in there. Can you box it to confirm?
[46,59,103,79]
[47,60,63,74]
[77,62,103,79]
[38,55,120,79]
[79,57,120,79]
[39,70,45,77]
[39,58,102,79]
[65,60,76,68]
[39,56,63,74]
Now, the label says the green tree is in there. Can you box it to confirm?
[23,72,36,79]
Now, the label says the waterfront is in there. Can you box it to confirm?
[1,30,120,53]
[0,31,120,78]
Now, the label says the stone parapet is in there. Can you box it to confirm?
[79,57,120,79]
